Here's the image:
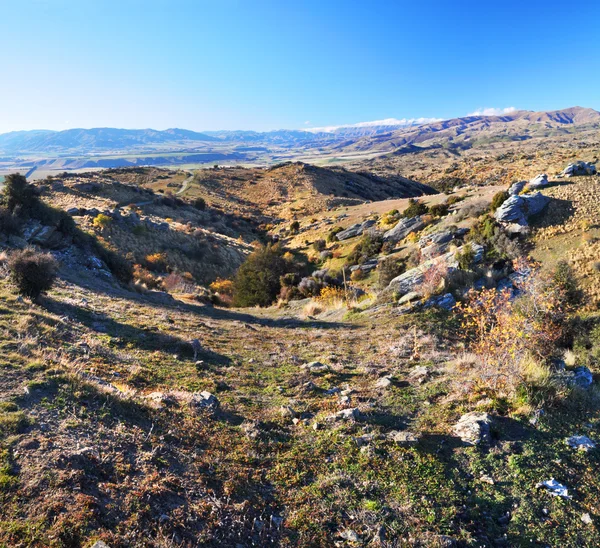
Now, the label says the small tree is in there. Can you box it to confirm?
[8,248,58,299]
[233,243,290,307]
[2,173,36,212]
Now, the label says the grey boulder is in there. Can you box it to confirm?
[452,412,492,445]
[383,215,425,243]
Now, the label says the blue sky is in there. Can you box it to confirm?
[1,0,599,133]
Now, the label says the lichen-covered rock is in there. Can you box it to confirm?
[508,181,527,195]
[452,412,492,445]
[190,391,219,411]
[565,435,596,452]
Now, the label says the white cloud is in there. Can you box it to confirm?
[468,107,518,116]
[304,120,311,125]
[304,117,443,133]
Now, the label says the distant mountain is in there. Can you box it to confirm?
[0,127,218,154]
[330,107,600,154]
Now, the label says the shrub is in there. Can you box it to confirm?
[327,226,343,243]
[429,203,450,218]
[417,258,449,298]
[233,243,290,307]
[290,221,300,234]
[92,213,113,229]
[345,233,383,265]
[8,248,58,299]
[312,239,326,252]
[133,264,161,290]
[144,252,168,272]
[489,190,509,212]
[467,215,496,244]
[378,256,406,288]
[193,197,206,210]
[455,259,569,400]
[0,207,21,235]
[350,268,366,281]
[445,194,465,206]
[401,198,428,219]
[210,278,234,296]
[2,173,36,212]
[552,260,581,305]
[455,245,475,270]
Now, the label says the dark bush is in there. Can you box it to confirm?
[2,173,36,212]
[327,226,343,242]
[8,248,58,299]
[552,260,581,305]
[346,233,383,265]
[233,243,291,307]
[290,221,300,234]
[193,197,206,210]
[378,256,407,288]
[401,198,428,219]
[312,239,326,252]
[455,245,475,270]
[0,207,22,235]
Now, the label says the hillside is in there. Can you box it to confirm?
[186,162,436,220]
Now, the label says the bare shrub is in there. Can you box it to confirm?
[8,248,58,299]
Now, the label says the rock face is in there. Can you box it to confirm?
[425,293,456,310]
[386,243,484,296]
[561,161,597,177]
[452,412,492,445]
[336,219,376,241]
[383,215,425,243]
[528,173,549,189]
[494,192,550,229]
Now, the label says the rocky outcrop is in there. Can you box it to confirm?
[528,173,549,189]
[383,215,425,243]
[494,192,550,231]
[561,161,597,177]
[336,219,376,241]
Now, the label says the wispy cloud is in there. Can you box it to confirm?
[468,106,518,116]
[304,117,443,133]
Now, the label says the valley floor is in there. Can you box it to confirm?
[0,266,599,547]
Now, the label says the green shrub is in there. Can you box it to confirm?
[445,195,465,206]
[455,245,475,270]
[233,244,291,307]
[327,226,343,242]
[93,213,113,229]
[468,215,496,244]
[401,198,429,219]
[290,221,300,234]
[8,248,58,299]
[345,233,383,265]
[429,203,450,217]
[490,190,509,212]
[552,260,581,305]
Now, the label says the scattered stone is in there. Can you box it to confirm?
[566,435,596,452]
[480,474,495,485]
[409,365,429,384]
[300,381,318,394]
[90,542,111,548]
[536,479,571,499]
[573,366,593,388]
[271,515,284,527]
[339,529,360,543]
[398,291,421,305]
[452,412,492,445]
[280,405,297,419]
[325,408,360,422]
[325,387,341,395]
[304,361,331,374]
[374,376,393,389]
[190,391,219,411]
[582,513,593,525]
[425,292,456,310]
[387,430,419,444]
[354,433,375,447]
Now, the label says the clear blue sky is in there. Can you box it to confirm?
[1,0,599,133]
